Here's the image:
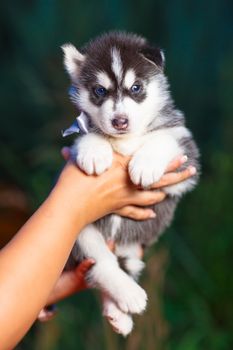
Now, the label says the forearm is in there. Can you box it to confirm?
[45,270,85,306]
[0,165,90,347]
[0,158,130,348]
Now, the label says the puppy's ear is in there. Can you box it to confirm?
[140,46,165,70]
[61,43,85,81]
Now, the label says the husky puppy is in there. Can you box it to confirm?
[62,31,199,335]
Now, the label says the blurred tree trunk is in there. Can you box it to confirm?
[0,183,30,249]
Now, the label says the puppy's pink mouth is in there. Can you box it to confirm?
[116,130,128,134]
[107,130,131,138]
[100,124,131,138]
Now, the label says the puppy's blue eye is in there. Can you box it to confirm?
[94,86,107,97]
[131,84,141,94]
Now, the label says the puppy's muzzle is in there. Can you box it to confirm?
[112,116,129,131]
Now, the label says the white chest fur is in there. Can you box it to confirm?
[108,126,190,156]
[108,134,151,156]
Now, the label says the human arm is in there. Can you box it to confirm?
[0,153,172,349]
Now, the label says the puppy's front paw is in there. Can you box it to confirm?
[77,143,113,175]
[129,154,166,188]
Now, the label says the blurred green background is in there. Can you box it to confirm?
[0,1,232,349]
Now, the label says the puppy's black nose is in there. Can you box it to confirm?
[112,117,128,130]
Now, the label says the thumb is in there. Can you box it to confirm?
[74,258,95,277]
[61,147,71,161]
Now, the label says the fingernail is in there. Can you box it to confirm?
[61,147,69,158]
[181,155,188,164]
[149,211,156,218]
[88,259,96,264]
[61,146,69,153]
[189,166,196,175]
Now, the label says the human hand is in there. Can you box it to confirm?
[38,258,95,321]
[61,148,195,221]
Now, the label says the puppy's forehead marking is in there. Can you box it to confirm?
[97,71,113,89]
[111,47,123,83]
[123,69,136,89]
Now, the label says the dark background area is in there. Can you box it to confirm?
[0,1,232,349]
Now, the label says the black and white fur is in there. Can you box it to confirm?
[62,32,200,336]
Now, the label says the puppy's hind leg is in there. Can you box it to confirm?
[115,243,145,281]
[101,243,146,336]
[77,224,147,314]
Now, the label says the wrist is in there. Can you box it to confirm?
[52,162,113,226]
[52,157,130,226]
[50,166,91,229]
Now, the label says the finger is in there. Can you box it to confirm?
[165,155,188,173]
[114,206,156,220]
[106,240,116,252]
[61,147,71,161]
[132,190,166,206]
[138,246,144,259]
[152,166,197,189]
[74,258,95,277]
[38,307,57,322]
[112,152,131,170]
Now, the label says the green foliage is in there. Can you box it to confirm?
[0,0,232,349]
[163,151,233,350]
